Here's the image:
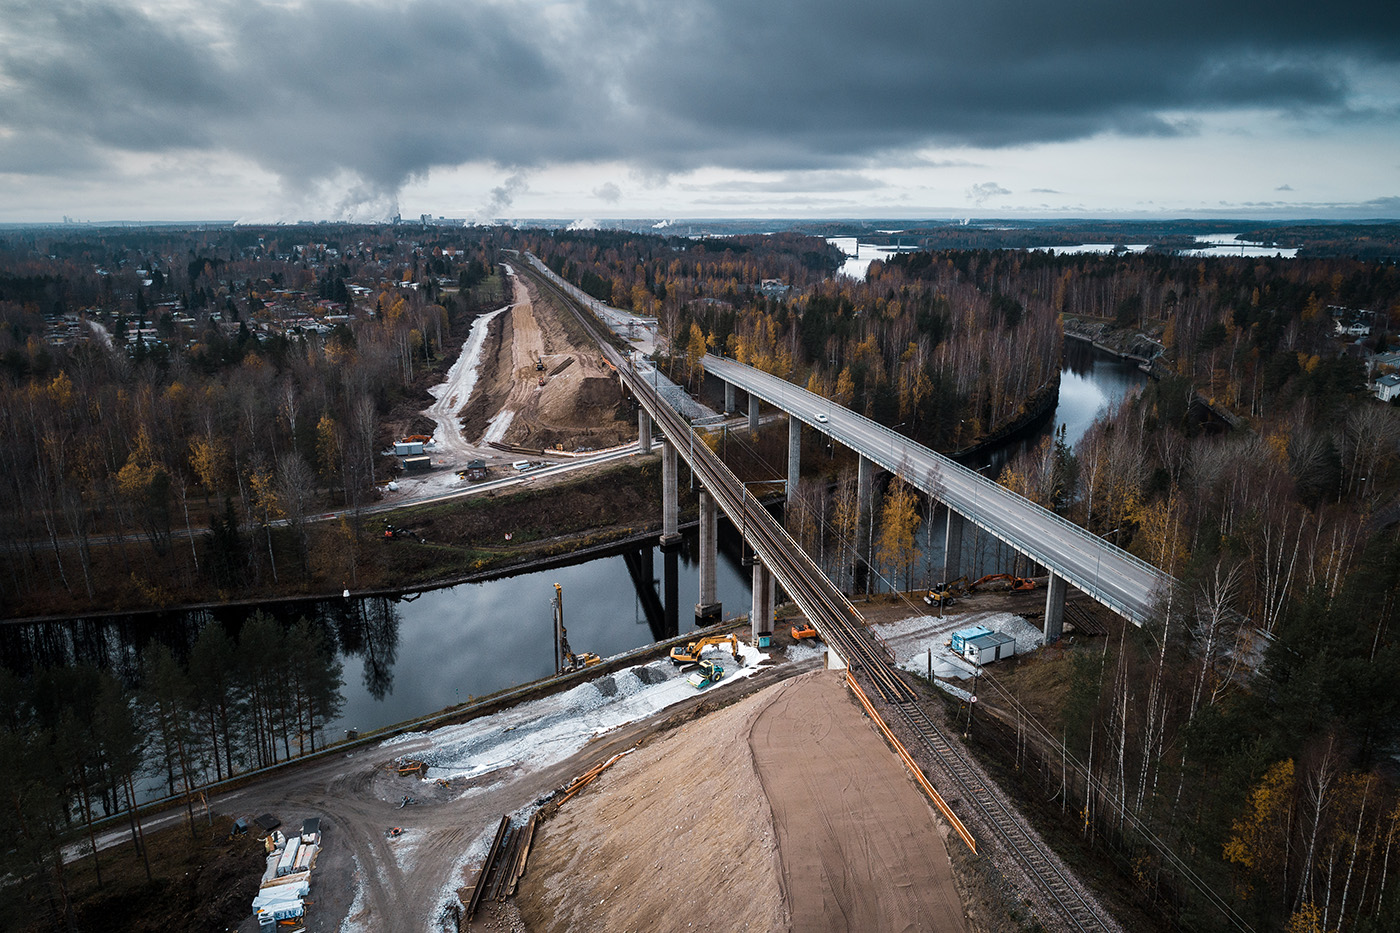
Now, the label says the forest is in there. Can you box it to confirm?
[3,220,1400,931]
[0,225,505,616]
[538,232,1400,930]
[0,607,359,927]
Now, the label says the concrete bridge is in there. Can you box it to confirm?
[703,354,1173,633]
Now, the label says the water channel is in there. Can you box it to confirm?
[1,343,1147,749]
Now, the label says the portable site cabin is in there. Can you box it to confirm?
[402,455,432,473]
[964,632,1017,665]
[949,625,993,654]
[393,441,425,456]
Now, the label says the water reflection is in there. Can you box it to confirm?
[1,523,752,743]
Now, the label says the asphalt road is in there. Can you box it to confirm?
[703,354,1172,625]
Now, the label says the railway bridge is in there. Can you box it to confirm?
[513,255,1131,931]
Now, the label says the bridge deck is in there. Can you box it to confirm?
[703,354,1172,625]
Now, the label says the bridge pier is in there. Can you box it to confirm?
[695,490,721,624]
[1044,572,1067,642]
[724,381,736,415]
[660,441,681,547]
[638,407,652,455]
[787,416,801,507]
[750,561,775,640]
[943,508,964,581]
[748,394,760,432]
[855,455,874,592]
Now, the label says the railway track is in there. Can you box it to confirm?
[517,257,912,702]
[516,257,1118,931]
[894,699,1114,932]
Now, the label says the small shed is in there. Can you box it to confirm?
[463,459,488,480]
[403,455,432,473]
[950,625,993,654]
[300,817,321,845]
[964,632,1017,665]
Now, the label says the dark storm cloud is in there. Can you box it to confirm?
[0,0,1395,206]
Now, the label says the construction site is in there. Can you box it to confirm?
[203,579,1104,933]
[33,264,1136,933]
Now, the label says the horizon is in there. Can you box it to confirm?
[1,1,1395,225]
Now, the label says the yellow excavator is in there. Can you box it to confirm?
[669,633,741,666]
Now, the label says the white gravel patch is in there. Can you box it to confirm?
[339,853,368,933]
[873,610,1044,682]
[380,645,769,790]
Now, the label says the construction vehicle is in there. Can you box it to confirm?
[923,590,957,607]
[553,583,602,674]
[790,621,819,641]
[687,659,725,689]
[669,632,741,666]
[401,434,432,444]
[969,573,1037,592]
[382,522,423,542]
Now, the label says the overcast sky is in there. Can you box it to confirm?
[1,0,1397,223]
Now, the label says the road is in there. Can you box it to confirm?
[702,354,1172,625]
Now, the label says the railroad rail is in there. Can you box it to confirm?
[516,257,1119,931]
[894,699,1114,932]
[514,258,913,703]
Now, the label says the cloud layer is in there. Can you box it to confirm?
[1,0,1396,217]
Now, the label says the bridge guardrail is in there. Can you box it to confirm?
[704,354,1174,624]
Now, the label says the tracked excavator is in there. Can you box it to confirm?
[669,633,741,666]
[970,573,1037,592]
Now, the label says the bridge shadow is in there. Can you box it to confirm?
[622,545,679,641]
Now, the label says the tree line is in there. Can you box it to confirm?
[0,612,344,931]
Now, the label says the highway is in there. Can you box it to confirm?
[703,354,1173,625]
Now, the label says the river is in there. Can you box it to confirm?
[2,345,1145,762]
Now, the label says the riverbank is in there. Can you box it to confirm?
[1062,315,1166,368]
[0,457,683,623]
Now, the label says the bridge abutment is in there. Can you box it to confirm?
[660,441,681,547]
[695,490,721,624]
[638,408,652,455]
[787,416,801,507]
[1044,572,1067,642]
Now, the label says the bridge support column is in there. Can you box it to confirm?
[724,382,736,414]
[1044,572,1067,642]
[943,508,964,581]
[695,490,721,624]
[660,441,680,547]
[787,416,801,507]
[748,394,760,432]
[750,561,774,640]
[854,455,874,592]
[638,408,652,455]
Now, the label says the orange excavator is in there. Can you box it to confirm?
[790,621,820,641]
[970,573,1037,592]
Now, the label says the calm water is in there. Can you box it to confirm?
[0,523,753,744]
[3,345,1143,747]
